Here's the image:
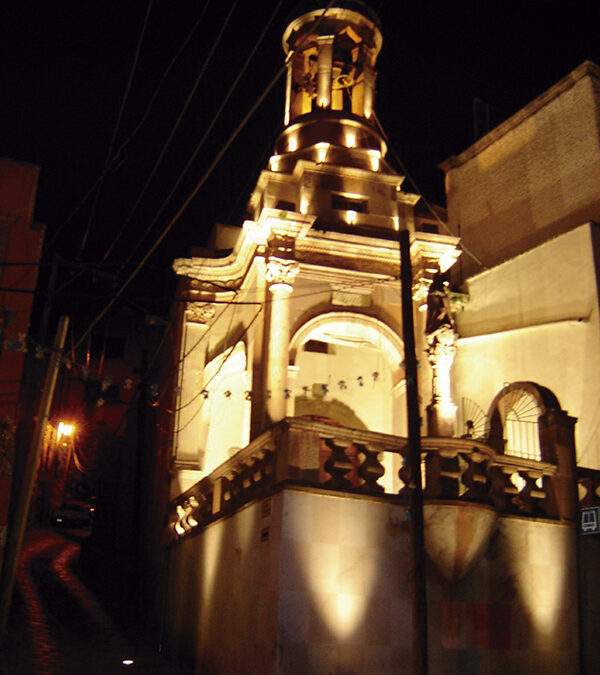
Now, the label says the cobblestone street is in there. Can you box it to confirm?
[0,528,190,674]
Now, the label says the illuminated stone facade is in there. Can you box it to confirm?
[159,4,600,673]
[442,62,600,471]
[441,61,600,279]
[170,2,460,495]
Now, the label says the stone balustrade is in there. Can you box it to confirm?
[166,417,600,542]
[577,467,600,508]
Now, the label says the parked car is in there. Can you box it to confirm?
[54,500,95,529]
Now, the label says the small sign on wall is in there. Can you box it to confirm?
[581,506,600,535]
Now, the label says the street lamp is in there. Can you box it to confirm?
[57,422,74,441]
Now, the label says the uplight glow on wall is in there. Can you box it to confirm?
[368,149,380,172]
[316,142,330,163]
[269,155,281,172]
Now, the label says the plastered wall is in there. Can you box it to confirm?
[162,488,580,673]
[453,224,600,468]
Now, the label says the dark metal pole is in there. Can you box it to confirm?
[400,229,428,674]
[133,351,149,627]
[0,315,69,634]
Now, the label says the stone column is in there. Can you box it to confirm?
[316,36,334,108]
[424,277,457,437]
[425,327,458,437]
[284,60,292,125]
[362,48,375,119]
[265,257,299,424]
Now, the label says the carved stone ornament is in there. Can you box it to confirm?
[425,275,456,338]
[427,325,458,366]
[265,257,299,287]
[412,276,434,306]
[186,302,216,325]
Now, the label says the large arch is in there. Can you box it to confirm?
[289,311,406,462]
[289,311,404,374]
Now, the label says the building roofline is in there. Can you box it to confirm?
[440,60,600,171]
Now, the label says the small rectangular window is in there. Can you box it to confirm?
[331,194,367,213]
[303,339,335,354]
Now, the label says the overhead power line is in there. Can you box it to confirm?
[117,0,286,274]
[72,0,336,352]
[48,1,208,256]
[374,111,486,270]
[78,0,156,258]
[100,0,228,264]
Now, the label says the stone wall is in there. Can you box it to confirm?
[162,487,580,673]
[442,62,600,278]
[453,223,600,469]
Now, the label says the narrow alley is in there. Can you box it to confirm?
[0,528,190,674]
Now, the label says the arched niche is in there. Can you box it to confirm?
[486,381,561,460]
[289,312,406,441]
[290,312,404,374]
[201,342,251,473]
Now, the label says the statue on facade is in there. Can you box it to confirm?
[425,274,456,344]
[425,275,458,437]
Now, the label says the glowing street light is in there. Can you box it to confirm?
[57,422,74,441]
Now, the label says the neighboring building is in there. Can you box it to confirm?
[0,158,43,577]
[0,158,43,423]
[441,61,600,279]
[154,3,600,673]
[440,61,600,471]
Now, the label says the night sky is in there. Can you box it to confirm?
[2,0,598,324]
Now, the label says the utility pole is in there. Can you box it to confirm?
[0,315,69,635]
[399,230,428,674]
[131,349,149,645]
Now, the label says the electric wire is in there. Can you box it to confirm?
[174,303,263,433]
[72,1,336,353]
[175,292,241,412]
[101,0,229,265]
[374,111,487,270]
[49,1,208,258]
[117,0,285,275]
[153,295,240,408]
[78,0,156,258]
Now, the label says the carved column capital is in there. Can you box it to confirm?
[265,257,299,290]
[185,302,216,325]
[426,325,458,358]
[412,275,434,307]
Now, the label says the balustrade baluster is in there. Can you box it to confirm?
[322,437,354,489]
[356,443,385,493]
[460,452,490,502]
[488,466,513,511]
[425,451,462,499]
